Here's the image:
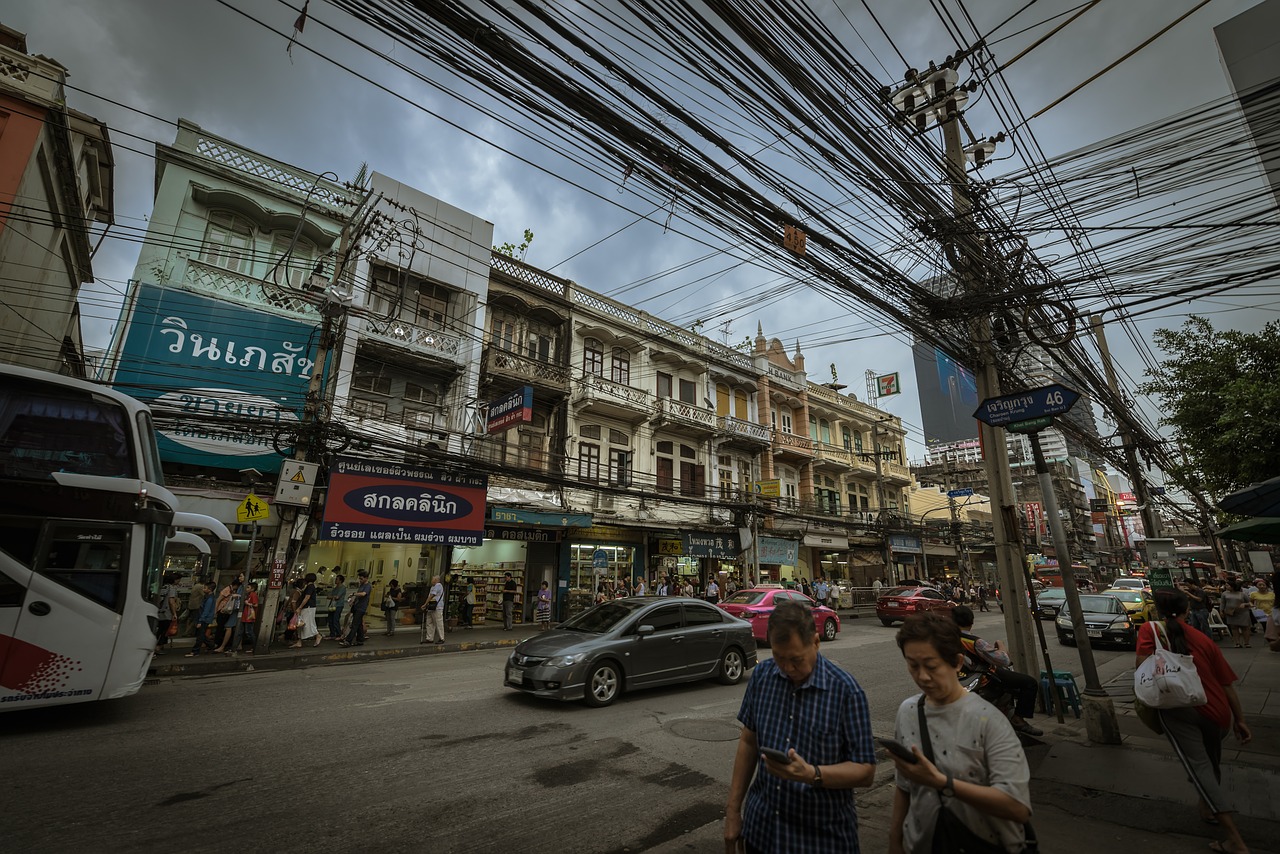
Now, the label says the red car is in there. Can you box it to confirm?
[875,586,955,626]
[718,588,841,642]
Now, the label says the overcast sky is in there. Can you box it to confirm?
[4,0,1271,465]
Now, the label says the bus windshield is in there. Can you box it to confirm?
[0,382,137,480]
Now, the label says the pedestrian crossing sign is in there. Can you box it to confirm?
[236,492,269,523]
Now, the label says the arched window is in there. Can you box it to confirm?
[733,389,748,419]
[820,419,832,445]
[715,383,731,416]
[610,347,630,385]
[202,211,254,273]
[269,232,317,289]
[583,338,604,376]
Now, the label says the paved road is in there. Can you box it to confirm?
[0,611,1134,853]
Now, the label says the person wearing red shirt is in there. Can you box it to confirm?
[1136,589,1252,854]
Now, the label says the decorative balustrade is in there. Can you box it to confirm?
[657,397,718,431]
[814,442,854,468]
[489,253,570,299]
[773,430,814,454]
[192,131,353,212]
[363,316,463,360]
[720,415,770,444]
[807,383,844,406]
[575,373,652,410]
[484,348,570,387]
[181,257,318,318]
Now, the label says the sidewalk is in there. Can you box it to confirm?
[150,619,524,678]
[648,636,1280,854]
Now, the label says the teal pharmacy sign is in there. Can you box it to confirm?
[112,283,323,472]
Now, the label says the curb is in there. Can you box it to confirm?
[149,636,522,678]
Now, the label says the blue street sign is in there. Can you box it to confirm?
[973,383,1080,427]
[1149,486,1167,496]
[947,488,975,498]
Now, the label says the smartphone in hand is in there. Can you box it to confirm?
[876,738,919,764]
[759,747,791,764]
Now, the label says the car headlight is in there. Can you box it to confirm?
[1113,620,1132,630]
[1056,616,1072,629]
[552,653,585,667]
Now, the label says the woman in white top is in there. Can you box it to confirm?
[887,611,1032,853]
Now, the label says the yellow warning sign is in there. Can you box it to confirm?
[236,492,270,524]
[289,468,306,483]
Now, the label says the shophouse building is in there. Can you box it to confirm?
[0,25,113,375]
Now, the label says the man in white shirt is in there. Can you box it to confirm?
[635,578,647,597]
[420,575,446,644]
[706,578,720,604]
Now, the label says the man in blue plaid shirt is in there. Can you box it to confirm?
[724,600,876,852]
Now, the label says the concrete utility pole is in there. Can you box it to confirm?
[871,419,895,583]
[933,82,1037,677]
[255,220,358,654]
[1091,314,1162,545]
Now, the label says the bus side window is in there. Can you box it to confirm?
[41,525,127,612]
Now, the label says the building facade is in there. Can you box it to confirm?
[0,25,113,375]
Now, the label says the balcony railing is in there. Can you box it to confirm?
[656,397,718,432]
[807,383,844,407]
[189,125,353,214]
[362,316,464,361]
[814,442,854,468]
[884,461,912,480]
[720,415,770,444]
[483,348,570,388]
[181,257,318,318]
[489,252,570,299]
[574,373,652,412]
[773,430,814,454]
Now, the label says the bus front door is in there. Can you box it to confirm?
[1,523,129,709]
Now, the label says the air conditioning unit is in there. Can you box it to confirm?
[594,493,616,513]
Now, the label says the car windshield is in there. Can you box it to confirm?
[1108,591,1142,603]
[1072,595,1124,614]
[560,600,645,633]
[1038,589,1067,601]
[723,591,766,605]
[884,587,916,597]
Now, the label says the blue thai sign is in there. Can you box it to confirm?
[758,536,799,565]
[973,384,1080,428]
[486,385,533,433]
[889,535,923,554]
[112,284,322,472]
[490,507,592,527]
[321,456,487,545]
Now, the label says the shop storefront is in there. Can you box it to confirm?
[474,507,591,625]
[650,531,743,593]
[305,540,447,631]
[563,524,645,618]
[804,533,849,585]
[888,534,923,583]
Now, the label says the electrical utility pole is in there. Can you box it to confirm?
[894,61,1037,675]
[870,419,895,584]
[255,193,374,653]
[1090,315,1162,545]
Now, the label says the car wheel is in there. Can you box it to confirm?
[879,618,894,627]
[717,647,746,685]
[584,661,621,707]
[822,619,838,641]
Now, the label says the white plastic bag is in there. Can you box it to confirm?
[1133,622,1207,709]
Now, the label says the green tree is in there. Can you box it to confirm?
[1140,316,1280,497]
[493,228,534,260]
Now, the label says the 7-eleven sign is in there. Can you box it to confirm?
[876,372,901,397]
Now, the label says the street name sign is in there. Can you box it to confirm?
[1006,416,1054,434]
[973,383,1080,427]
[947,487,975,498]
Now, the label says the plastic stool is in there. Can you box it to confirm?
[1039,669,1082,718]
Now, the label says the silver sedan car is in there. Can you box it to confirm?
[504,597,758,707]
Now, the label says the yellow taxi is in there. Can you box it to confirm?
[1103,588,1156,623]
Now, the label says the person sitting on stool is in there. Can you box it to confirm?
[951,605,1043,736]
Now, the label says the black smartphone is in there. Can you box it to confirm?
[759,747,791,764]
[876,738,919,764]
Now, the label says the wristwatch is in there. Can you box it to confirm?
[941,774,955,797]
[812,765,824,788]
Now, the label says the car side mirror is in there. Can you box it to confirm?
[635,624,655,637]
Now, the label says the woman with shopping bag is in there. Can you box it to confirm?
[1135,589,1252,853]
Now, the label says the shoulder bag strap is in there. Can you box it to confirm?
[1149,620,1167,651]
[916,696,935,763]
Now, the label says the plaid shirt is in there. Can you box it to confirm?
[737,654,875,852]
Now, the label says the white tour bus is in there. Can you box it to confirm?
[1,364,229,710]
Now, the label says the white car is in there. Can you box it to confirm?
[1109,577,1151,591]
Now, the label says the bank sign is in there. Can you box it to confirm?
[112,283,321,472]
[320,456,487,545]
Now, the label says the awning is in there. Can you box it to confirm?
[1218,476,1280,518]
[1215,516,1280,544]
[803,533,849,550]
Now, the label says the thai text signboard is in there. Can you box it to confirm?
[320,456,487,545]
